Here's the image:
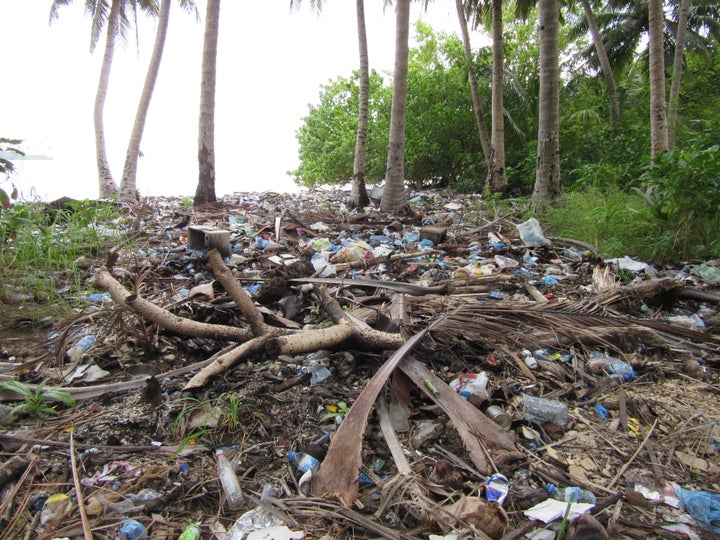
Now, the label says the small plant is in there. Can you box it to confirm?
[0,380,76,418]
[320,401,350,423]
[0,137,23,208]
[171,392,244,447]
[180,196,194,209]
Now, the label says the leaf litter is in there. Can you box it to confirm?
[0,189,719,540]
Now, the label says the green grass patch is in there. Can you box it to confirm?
[541,185,720,263]
[0,199,130,319]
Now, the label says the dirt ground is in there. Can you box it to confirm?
[0,189,719,540]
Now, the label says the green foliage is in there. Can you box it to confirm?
[635,144,720,260]
[405,26,490,189]
[171,392,245,447]
[319,401,350,423]
[0,200,128,315]
[0,380,76,418]
[542,186,663,259]
[291,70,391,187]
[0,138,23,209]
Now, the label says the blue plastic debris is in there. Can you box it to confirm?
[594,403,610,421]
[674,484,720,534]
[120,519,148,540]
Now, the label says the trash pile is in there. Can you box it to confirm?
[1,188,719,540]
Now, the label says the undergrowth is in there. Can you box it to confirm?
[541,185,720,263]
[0,199,129,319]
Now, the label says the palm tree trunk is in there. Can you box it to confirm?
[649,0,668,159]
[195,0,220,206]
[119,0,172,203]
[667,0,691,149]
[455,0,491,167]
[350,0,370,208]
[380,0,410,214]
[580,0,619,129]
[532,0,562,211]
[95,0,121,199]
[486,0,508,193]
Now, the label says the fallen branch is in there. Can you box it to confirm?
[94,270,252,341]
[607,418,658,489]
[290,276,449,296]
[207,249,267,335]
[69,430,93,540]
[184,335,272,390]
[266,324,404,358]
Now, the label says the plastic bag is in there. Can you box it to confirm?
[675,484,720,533]
[516,218,551,247]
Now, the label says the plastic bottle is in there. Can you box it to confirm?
[522,394,569,427]
[288,451,319,473]
[521,350,538,369]
[588,351,637,381]
[177,524,201,540]
[546,483,596,505]
[215,450,244,509]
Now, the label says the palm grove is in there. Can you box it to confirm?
[39,0,720,259]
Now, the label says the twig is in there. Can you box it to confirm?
[607,418,658,489]
[69,429,93,540]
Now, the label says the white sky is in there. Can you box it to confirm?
[2,1,487,201]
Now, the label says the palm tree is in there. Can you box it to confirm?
[119,0,168,202]
[454,0,491,168]
[350,0,371,208]
[487,0,508,192]
[648,0,668,159]
[290,0,370,207]
[577,0,619,128]
[380,0,412,213]
[532,0,562,209]
[121,0,198,203]
[50,0,158,199]
[667,0,690,148]
[195,0,220,206]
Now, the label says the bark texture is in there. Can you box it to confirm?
[649,0,669,159]
[487,0,508,192]
[380,0,410,214]
[120,0,172,203]
[350,0,371,209]
[95,0,121,199]
[455,0,491,165]
[667,0,691,148]
[532,0,562,210]
[195,0,220,206]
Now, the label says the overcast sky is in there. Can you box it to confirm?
[2,1,487,201]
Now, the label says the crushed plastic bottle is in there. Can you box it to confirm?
[546,483,596,505]
[522,394,568,427]
[305,361,331,385]
[521,350,538,369]
[177,523,200,540]
[485,474,510,504]
[587,351,637,381]
[288,451,319,473]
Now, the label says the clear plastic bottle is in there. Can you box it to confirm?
[522,394,569,427]
[546,483,596,504]
[288,451,319,473]
[588,351,637,381]
[215,450,244,508]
